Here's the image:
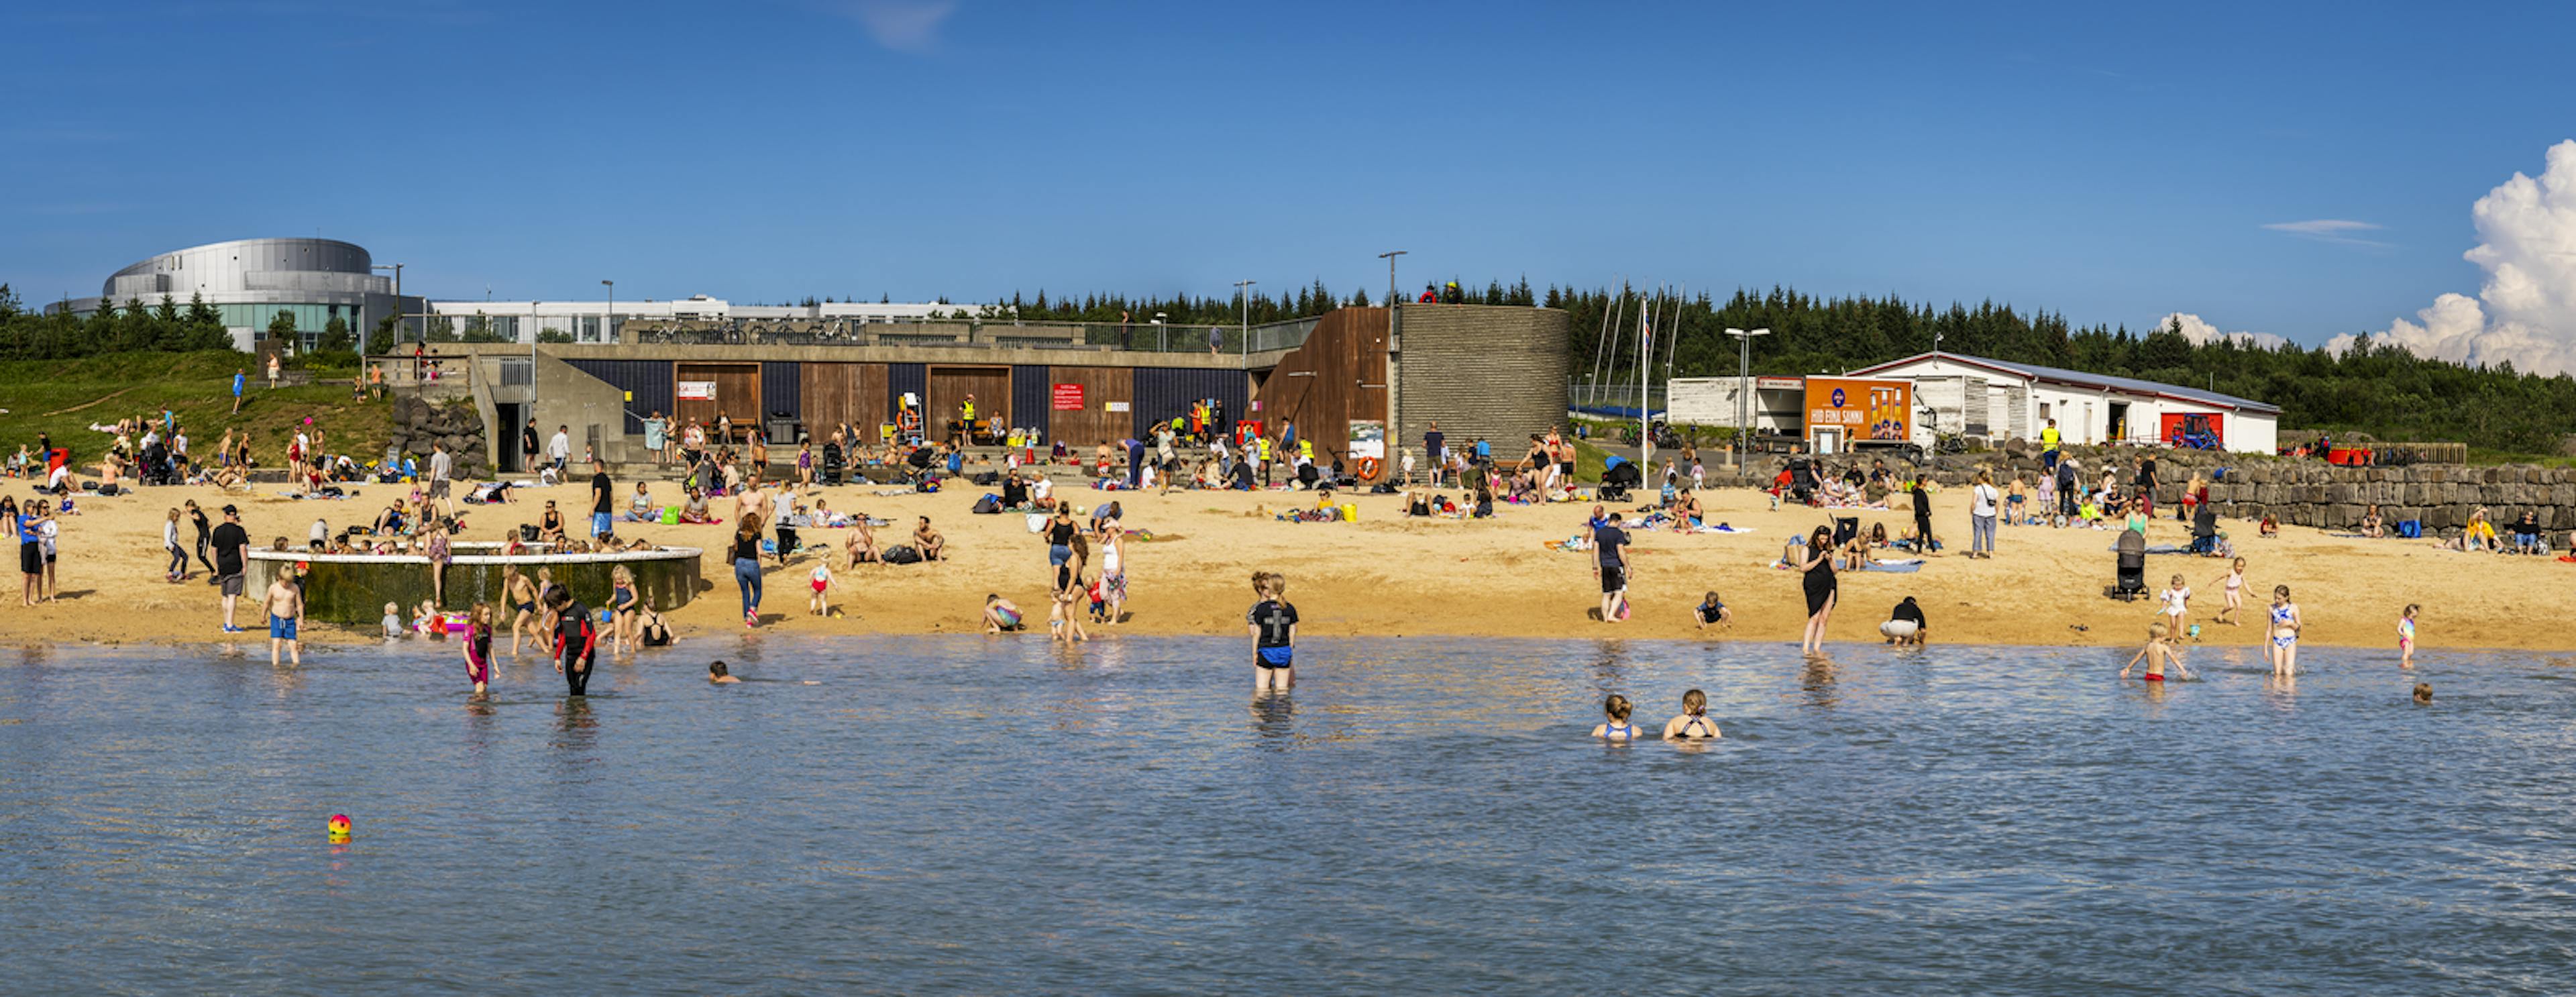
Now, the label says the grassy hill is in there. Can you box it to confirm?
[0,352,392,469]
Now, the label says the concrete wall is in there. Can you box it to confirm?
[530,352,636,466]
[1394,303,1569,458]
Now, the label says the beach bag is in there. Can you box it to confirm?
[2396,519,2422,539]
[1026,513,1048,533]
[883,544,922,565]
[520,524,541,542]
[660,507,680,525]
[971,494,1002,515]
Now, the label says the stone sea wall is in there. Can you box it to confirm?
[1680,443,2570,537]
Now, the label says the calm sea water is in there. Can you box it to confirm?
[4,635,2573,994]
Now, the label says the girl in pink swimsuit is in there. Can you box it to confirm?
[462,603,494,694]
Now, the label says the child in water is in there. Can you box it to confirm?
[1591,694,1639,740]
[2398,603,2419,669]
[2159,574,2192,636]
[1246,571,1299,693]
[1049,583,1089,644]
[1694,590,1731,631]
[2267,584,2302,676]
[381,602,405,639]
[1662,688,1721,740]
[2210,557,2247,627]
[2120,621,2192,682]
[708,660,740,684]
[462,603,494,694]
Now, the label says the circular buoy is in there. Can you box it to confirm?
[327,814,352,841]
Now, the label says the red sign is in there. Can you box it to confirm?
[1051,384,1084,411]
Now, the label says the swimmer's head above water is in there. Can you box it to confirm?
[1603,694,1631,722]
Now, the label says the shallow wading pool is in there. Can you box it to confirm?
[3,636,2570,992]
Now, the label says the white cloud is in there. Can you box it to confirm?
[839,0,955,51]
[2151,311,2289,350]
[2262,218,2390,248]
[2363,140,2576,374]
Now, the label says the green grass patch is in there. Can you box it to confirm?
[0,351,391,467]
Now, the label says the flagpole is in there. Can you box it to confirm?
[1638,291,1652,469]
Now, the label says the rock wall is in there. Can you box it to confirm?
[387,395,490,478]
[1676,441,2569,537]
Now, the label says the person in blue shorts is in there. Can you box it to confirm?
[264,566,304,667]
[231,368,246,415]
[1246,570,1299,694]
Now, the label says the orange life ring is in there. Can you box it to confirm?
[1356,456,1382,479]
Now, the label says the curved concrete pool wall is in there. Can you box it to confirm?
[246,545,705,625]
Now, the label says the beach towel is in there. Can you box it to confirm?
[2104,543,2192,555]
[1858,560,1925,573]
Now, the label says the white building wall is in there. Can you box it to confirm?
[1855,355,2276,454]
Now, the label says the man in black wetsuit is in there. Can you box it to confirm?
[547,587,598,695]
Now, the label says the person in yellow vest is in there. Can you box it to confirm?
[2041,418,2062,474]
[1256,435,1274,487]
[1299,437,1314,462]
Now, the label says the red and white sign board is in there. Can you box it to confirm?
[678,380,716,401]
[1052,384,1084,411]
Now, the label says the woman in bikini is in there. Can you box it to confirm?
[1662,689,1721,740]
[1591,694,1639,740]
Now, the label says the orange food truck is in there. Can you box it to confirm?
[1799,376,1913,456]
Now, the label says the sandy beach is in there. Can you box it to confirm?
[2,470,2559,655]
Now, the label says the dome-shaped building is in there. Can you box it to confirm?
[52,238,421,352]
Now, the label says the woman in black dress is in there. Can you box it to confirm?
[1800,525,1838,654]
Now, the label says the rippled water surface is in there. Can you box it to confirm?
[5,635,2575,994]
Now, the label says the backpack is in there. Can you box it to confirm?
[971,494,1002,515]
[883,544,922,564]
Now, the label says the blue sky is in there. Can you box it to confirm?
[5,1,2573,350]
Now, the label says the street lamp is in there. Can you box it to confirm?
[372,263,405,348]
[1377,250,1406,307]
[1234,279,1256,350]
[601,280,614,344]
[1724,327,1771,464]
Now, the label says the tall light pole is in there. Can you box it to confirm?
[1377,250,1406,307]
[372,263,405,348]
[601,279,614,344]
[1234,279,1256,348]
[1724,327,1771,464]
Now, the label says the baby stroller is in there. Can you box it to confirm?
[1788,458,1821,505]
[1599,457,1642,502]
[2111,528,2147,600]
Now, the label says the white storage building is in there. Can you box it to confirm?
[1845,352,2279,454]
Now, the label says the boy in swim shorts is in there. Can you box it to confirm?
[264,567,305,668]
[1246,571,1299,693]
[2120,621,2190,682]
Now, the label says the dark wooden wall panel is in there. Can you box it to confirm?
[1250,307,1389,466]
[676,362,761,442]
[1046,366,1134,450]
[926,365,1011,440]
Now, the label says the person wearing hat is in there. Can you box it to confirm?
[1442,280,1462,304]
[211,504,251,633]
[961,393,977,438]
